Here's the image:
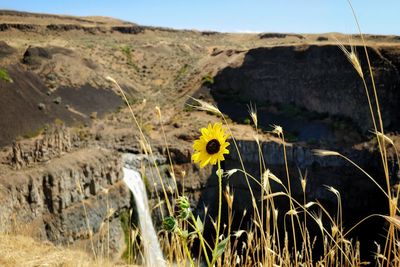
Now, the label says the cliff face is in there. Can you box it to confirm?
[0,147,129,256]
[195,138,395,258]
[211,45,400,133]
[198,138,390,211]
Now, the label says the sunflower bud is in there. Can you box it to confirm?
[175,196,191,220]
[162,216,178,233]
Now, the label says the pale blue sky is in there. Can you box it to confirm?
[1,1,399,35]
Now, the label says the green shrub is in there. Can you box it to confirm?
[121,45,140,71]
[121,45,133,56]
[0,68,13,83]
[202,74,214,85]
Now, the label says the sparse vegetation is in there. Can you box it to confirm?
[124,95,139,107]
[23,126,45,139]
[176,64,189,80]
[201,74,214,85]
[121,45,134,56]
[243,117,251,124]
[183,104,195,112]
[121,45,140,71]
[54,118,65,125]
[0,68,13,83]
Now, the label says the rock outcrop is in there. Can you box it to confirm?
[22,45,73,66]
[0,148,129,257]
[46,24,108,34]
[0,23,37,31]
[259,33,305,39]
[0,41,16,57]
[111,26,144,34]
[9,125,72,169]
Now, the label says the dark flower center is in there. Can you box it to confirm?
[206,139,220,154]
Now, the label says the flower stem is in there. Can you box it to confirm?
[190,213,211,266]
[182,237,195,267]
[211,160,223,266]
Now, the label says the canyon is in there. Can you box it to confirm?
[0,10,399,261]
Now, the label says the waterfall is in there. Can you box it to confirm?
[123,167,165,267]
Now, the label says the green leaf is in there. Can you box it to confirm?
[196,216,204,233]
[213,237,229,259]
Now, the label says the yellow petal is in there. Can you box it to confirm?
[200,157,211,168]
[213,122,221,132]
[192,152,201,162]
[201,127,209,138]
[193,139,205,151]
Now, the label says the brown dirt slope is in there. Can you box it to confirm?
[0,65,121,147]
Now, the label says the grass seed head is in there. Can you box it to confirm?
[304,202,316,209]
[331,225,339,237]
[336,39,364,78]
[271,124,283,136]
[382,215,400,230]
[313,149,341,157]
[247,103,258,127]
[224,169,238,178]
[325,185,340,198]
[374,130,395,146]
[300,177,307,192]
[189,97,222,115]
[286,209,298,216]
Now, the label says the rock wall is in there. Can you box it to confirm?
[0,148,129,257]
[197,137,397,222]
[211,45,400,132]
[194,137,397,258]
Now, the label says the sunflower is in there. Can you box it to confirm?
[192,122,230,168]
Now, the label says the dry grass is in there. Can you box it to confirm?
[0,234,135,267]
[112,20,400,264]
[1,2,399,267]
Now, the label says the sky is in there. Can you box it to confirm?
[1,1,399,35]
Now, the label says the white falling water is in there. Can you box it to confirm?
[123,167,165,267]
